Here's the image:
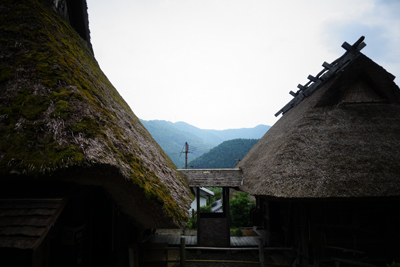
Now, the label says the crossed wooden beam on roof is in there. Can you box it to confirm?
[275,36,367,117]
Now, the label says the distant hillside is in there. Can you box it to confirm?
[139,120,212,168]
[204,124,269,142]
[140,119,270,168]
[188,139,259,169]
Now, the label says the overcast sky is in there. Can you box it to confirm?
[86,0,400,130]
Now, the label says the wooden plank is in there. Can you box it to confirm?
[307,75,318,82]
[237,237,245,246]
[241,237,251,246]
[0,200,64,209]
[0,199,67,250]
[0,209,57,217]
[250,237,260,246]
[155,235,165,243]
[148,235,262,248]
[187,236,194,245]
[178,169,243,187]
[0,216,51,227]
[169,236,176,245]
[180,237,186,266]
[240,237,249,246]
[0,236,38,249]
[234,236,259,247]
[149,236,157,243]
[322,61,332,69]
[231,237,239,246]
[341,41,352,51]
[0,226,46,237]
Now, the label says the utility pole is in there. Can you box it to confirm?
[184,142,189,169]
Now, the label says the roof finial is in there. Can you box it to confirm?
[275,36,367,117]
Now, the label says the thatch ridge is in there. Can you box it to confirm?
[238,53,400,199]
[0,0,192,228]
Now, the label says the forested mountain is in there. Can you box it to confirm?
[188,139,259,169]
[139,120,212,168]
[140,120,269,168]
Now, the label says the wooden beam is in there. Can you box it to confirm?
[178,169,243,187]
[322,61,332,69]
[180,237,186,267]
[307,75,318,82]
[341,41,352,51]
[297,84,306,90]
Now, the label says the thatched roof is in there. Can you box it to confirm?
[0,0,192,228]
[0,199,67,249]
[238,43,400,199]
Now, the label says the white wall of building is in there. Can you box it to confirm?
[189,187,214,213]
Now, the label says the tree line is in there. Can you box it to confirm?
[188,138,259,168]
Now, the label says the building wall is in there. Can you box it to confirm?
[198,217,230,247]
[190,195,208,212]
[0,181,141,267]
[254,197,400,265]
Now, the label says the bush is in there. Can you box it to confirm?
[229,192,255,227]
[230,228,243,236]
[187,212,197,229]
[200,205,212,213]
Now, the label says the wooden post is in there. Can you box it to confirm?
[180,237,186,267]
[184,142,189,169]
[224,187,231,247]
[259,237,265,267]
[196,187,201,246]
[300,204,309,267]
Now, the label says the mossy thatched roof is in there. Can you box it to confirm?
[0,0,192,228]
[238,53,400,199]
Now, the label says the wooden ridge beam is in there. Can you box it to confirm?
[178,169,243,187]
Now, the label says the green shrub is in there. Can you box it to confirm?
[232,228,243,236]
[187,212,197,229]
[229,192,255,227]
[200,205,212,213]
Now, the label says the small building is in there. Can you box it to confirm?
[211,199,223,213]
[238,37,400,266]
[0,1,192,266]
[190,187,214,213]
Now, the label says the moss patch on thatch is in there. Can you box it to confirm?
[0,0,191,226]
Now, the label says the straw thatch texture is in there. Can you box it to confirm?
[238,54,400,199]
[0,0,192,228]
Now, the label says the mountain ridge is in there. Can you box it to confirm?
[188,138,259,169]
[140,119,270,168]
